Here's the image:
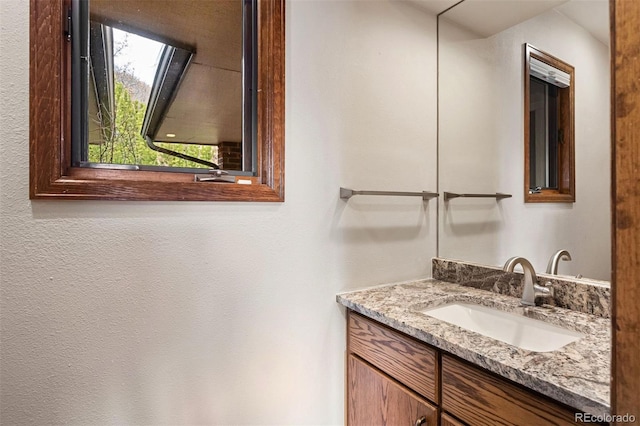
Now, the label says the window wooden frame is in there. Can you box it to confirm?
[29,0,284,201]
[523,44,575,203]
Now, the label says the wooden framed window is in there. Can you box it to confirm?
[524,44,574,203]
[29,0,284,201]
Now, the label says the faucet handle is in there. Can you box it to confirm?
[534,283,554,306]
[534,283,551,294]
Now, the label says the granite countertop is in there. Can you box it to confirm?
[337,278,610,417]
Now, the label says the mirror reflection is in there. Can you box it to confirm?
[73,0,256,173]
[525,44,575,202]
[438,0,610,280]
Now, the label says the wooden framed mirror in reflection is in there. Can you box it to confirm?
[524,43,575,203]
[437,0,610,280]
[30,0,284,201]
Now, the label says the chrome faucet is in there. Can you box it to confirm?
[545,249,572,275]
[503,256,550,306]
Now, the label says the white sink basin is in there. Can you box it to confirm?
[420,303,583,352]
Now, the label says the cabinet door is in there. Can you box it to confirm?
[441,412,466,426]
[348,355,437,426]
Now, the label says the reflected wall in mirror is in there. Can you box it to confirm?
[525,44,575,202]
[75,0,255,174]
[438,0,610,280]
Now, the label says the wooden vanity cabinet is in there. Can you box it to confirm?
[347,310,589,426]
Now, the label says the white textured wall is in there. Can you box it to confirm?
[0,0,438,424]
[439,8,610,280]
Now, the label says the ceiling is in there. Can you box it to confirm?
[405,0,460,15]
[555,0,609,45]
[440,0,569,38]
[439,0,609,45]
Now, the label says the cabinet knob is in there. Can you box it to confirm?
[414,415,427,426]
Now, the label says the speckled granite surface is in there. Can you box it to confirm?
[433,257,611,318]
[337,279,610,417]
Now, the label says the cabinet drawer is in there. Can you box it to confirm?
[441,355,579,426]
[348,311,438,403]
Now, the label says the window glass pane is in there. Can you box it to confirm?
[530,78,548,189]
[530,77,560,190]
[74,0,253,173]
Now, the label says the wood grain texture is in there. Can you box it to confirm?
[29,0,284,201]
[29,0,65,198]
[348,311,438,404]
[523,44,575,203]
[441,412,467,426]
[258,0,285,200]
[611,0,640,421]
[441,355,580,426]
[348,355,438,426]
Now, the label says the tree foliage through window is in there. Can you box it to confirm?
[88,35,217,169]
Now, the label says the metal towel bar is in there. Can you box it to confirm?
[444,192,512,201]
[340,187,439,201]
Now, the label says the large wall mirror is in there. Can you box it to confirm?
[438,0,610,280]
[30,0,284,201]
